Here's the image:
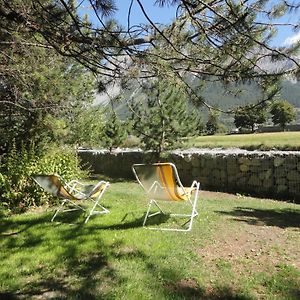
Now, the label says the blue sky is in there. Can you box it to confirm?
[83,0,300,47]
[113,0,177,27]
[115,0,300,47]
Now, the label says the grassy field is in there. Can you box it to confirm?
[184,132,300,150]
[0,181,299,299]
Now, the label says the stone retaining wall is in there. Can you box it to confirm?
[78,149,300,202]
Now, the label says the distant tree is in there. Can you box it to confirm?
[102,112,129,151]
[270,100,296,130]
[234,105,267,132]
[206,111,220,135]
[131,80,200,159]
[67,107,105,148]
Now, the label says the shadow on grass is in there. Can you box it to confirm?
[216,207,300,228]
[91,212,170,230]
[0,214,51,237]
[163,283,254,300]
[1,211,298,299]
[0,215,118,299]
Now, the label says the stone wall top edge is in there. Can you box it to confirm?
[78,148,300,157]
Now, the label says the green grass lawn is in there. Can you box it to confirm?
[184,132,300,150]
[0,181,299,299]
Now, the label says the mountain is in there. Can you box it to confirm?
[94,77,300,129]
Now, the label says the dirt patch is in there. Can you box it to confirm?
[197,217,300,274]
[201,190,246,202]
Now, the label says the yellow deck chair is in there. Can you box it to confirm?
[32,174,110,223]
[132,163,200,232]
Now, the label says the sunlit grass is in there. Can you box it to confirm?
[0,181,299,299]
[184,132,300,150]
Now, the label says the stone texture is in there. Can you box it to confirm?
[287,170,300,182]
[274,157,285,167]
[240,164,249,172]
[78,149,300,202]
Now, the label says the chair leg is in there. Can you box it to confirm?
[143,200,153,227]
[186,186,200,231]
[51,200,67,222]
[84,183,110,223]
[143,200,165,227]
[51,200,85,222]
[144,186,200,232]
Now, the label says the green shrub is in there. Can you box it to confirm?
[0,144,87,213]
[36,146,86,181]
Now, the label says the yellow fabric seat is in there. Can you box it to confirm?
[32,174,110,223]
[132,163,200,232]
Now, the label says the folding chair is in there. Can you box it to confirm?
[132,163,200,232]
[32,174,110,223]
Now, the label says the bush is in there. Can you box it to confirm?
[0,144,87,213]
[122,135,141,148]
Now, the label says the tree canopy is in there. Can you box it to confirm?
[0,0,95,153]
[1,0,300,112]
[131,80,200,158]
[1,0,300,155]
[234,104,267,132]
[270,100,296,129]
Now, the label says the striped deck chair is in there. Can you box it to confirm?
[132,163,200,232]
[32,174,110,223]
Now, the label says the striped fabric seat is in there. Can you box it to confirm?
[32,174,110,223]
[132,163,200,232]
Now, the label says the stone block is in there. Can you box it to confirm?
[288,182,300,194]
[238,157,250,165]
[212,169,220,179]
[237,176,247,186]
[259,170,272,180]
[263,179,273,189]
[276,178,287,186]
[220,170,227,180]
[192,167,201,177]
[240,164,249,172]
[249,165,262,172]
[248,175,261,186]
[227,168,239,176]
[274,157,285,167]
[191,157,200,167]
[287,170,300,182]
[249,158,261,166]
[274,168,286,178]
[277,184,287,193]
[184,155,192,162]
[284,157,298,170]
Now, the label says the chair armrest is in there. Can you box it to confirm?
[65,180,92,196]
[190,180,201,190]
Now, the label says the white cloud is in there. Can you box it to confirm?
[284,32,300,46]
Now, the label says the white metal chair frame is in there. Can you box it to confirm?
[32,174,110,223]
[132,163,200,232]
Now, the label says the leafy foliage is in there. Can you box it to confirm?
[0,0,95,154]
[131,80,200,158]
[0,144,86,212]
[102,111,129,151]
[67,107,106,148]
[1,0,299,111]
[234,105,267,132]
[270,100,296,129]
[206,111,220,135]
